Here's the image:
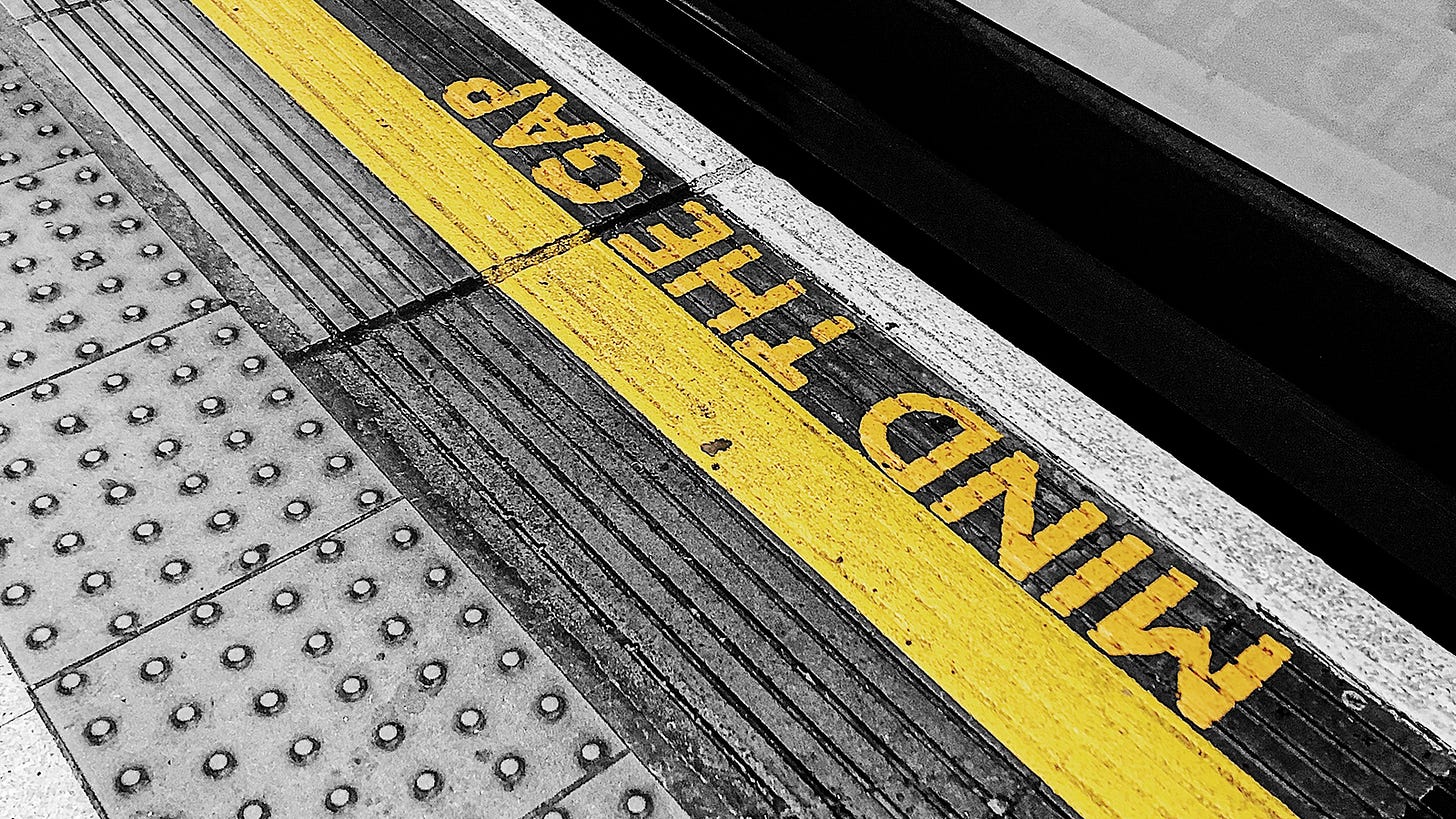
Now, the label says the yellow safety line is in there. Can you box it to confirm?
[187,0,1300,815]
[191,0,579,272]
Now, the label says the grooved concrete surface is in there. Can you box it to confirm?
[0,0,1454,816]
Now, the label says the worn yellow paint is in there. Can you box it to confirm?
[501,241,1296,819]
[194,1,1299,815]
[188,0,580,272]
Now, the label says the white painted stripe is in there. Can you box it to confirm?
[953,0,1456,279]
[448,0,1456,745]
[450,0,748,186]
[0,712,97,818]
[709,163,1456,746]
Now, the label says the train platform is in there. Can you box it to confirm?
[0,0,1451,817]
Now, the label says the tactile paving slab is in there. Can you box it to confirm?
[0,157,223,397]
[0,307,393,682]
[0,61,90,184]
[37,501,645,819]
[546,754,689,819]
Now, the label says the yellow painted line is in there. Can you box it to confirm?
[188,0,1299,816]
[189,0,580,273]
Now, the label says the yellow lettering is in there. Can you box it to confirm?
[494,93,605,148]
[663,245,804,333]
[933,452,1107,581]
[532,140,645,204]
[733,316,855,391]
[1090,569,1292,728]
[443,77,549,119]
[859,393,1001,492]
[1042,535,1153,616]
[608,201,733,274]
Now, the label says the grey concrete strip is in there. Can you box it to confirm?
[0,655,29,728]
[0,712,97,819]
[708,162,1456,749]
[449,0,746,187]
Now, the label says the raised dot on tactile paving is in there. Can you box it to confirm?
[454,707,484,734]
[75,342,100,360]
[499,649,522,671]
[267,387,293,405]
[161,268,186,286]
[114,765,148,794]
[240,546,268,571]
[81,571,111,594]
[105,483,135,504]
[139,242,162,258]
[372,721,403,750]
[239,800,271,819]
[4,457,33,478]
[325,786,356,812]
[543,810,567,819]
[6,350,33,370]
[191,602,222,626]
[417,661,446,688]
[26,624,56,649]
[54,532,83,554]
[160,559,191,583]
[348,577,377,601]
[29,494,58,515]
[2,583,30,606]
[412,770,442,800]
[155,439,180,459]
[624,791,652,816]
[271,588,299,613]
[98,276,123,293]
[180,473,208,495]
[295,420,322,438]
[171,364,198,384]
[460,605,487,628]
[57,671,86,695]
[240,356,265,375]
[140,657,171,683]
[51,310,81,330]
[380,616,410,644]
[128,405,155,424]
[203,750,236,778]
[53,223,78,240]
[537,693,564,720]
[322,454,353,476]
[226,430,252,450]
[115,216,141,233]
[252,464,279,485]
[356,489,382,508]
[54,413,84,434]
[170,702,200,729]
[132,521,161,543]
[424,566,452,589]
[221,644,253,670]
[336,674,367,702]
[79,447,107,468]
[210,510,238,531]
[213,326,239,345]
[495,755,524,783]
[102,373,129,392]
[10,257,34,273]
[146,335,171,353]
[316,538,343,562]
[288,736,320,764]
[253,689,286,716]
[578,740,605,766]
[72,250,102,270]
[120,305,146,322]
[29,282,58,301]
[197,396,226,416]
[29,382,55,400]
[389,526,416,548]
[283,499,311,521]
[109,612,138,635]
[303,630,332,657]
[83,717,116,745]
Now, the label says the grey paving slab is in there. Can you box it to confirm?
[34,500,682,819]
[0,307,395,683]
[0,62,89,184]
[0,158,222,398]
[0,653,29,727]
[545,753,690,819]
